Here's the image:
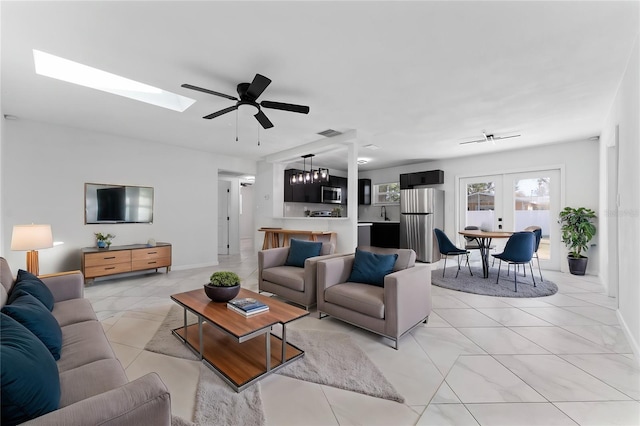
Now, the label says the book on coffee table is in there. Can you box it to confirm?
[227,297,269,316]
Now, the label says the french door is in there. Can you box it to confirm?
[459,169,561,270]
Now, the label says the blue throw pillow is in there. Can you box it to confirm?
[0,313,61,425]
[2,289,62,360]
[348,249,398,287]
[8,269,55,311]
[284,239,323,268]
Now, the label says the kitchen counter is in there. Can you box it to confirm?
[359,221,399,223]
[258,228,338,249]
[356,221,401,248]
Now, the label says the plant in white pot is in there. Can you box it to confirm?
[204,271,241,302]
[559,207,596,275]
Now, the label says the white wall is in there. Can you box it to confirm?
[1,119,255,274]
[240,184,254,239]
[600,34,640,358]
[359,139,600,274]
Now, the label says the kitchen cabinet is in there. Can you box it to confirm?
[358,179,371,205]
[284,169,295,202]
[283,169,346,204]
[357,224,372,247]
[370,222,400,248]
[399,170,444,189]
[284,169,320,203]
[329,175,348,205]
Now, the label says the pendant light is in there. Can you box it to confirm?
[291,154,330,185]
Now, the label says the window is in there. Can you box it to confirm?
[373,182,400,205]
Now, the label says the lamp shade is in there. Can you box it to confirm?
[11,224,53,251]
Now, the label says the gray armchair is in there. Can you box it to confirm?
[316,246,432,349]
[258,242,338,309]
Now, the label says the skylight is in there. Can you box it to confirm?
[33,50,195,112]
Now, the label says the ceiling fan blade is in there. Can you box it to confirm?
[246,74,272,99]
[181,84,238,101]
[203,105,237,119]
[494,134,521,140]
[459,138,486,145]
[260,100,310,114]
[254,110,274,129]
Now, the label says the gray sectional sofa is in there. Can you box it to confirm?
[0,257,171,425]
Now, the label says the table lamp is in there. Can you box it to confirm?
[11,224,53,276]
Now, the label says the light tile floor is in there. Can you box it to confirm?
[85,240,640,425]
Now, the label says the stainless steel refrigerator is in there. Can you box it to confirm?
[400,188,444,262]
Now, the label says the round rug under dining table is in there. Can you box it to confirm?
[431,265,558,298]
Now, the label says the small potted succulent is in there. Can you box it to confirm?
[204,271,241,302]
[95,232,115,249]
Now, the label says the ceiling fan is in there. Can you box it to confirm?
[181,74,310,129]
[460,131,521,145]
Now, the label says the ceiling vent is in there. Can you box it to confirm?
[317,129,343,138]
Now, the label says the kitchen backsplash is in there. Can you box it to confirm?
[283,202,400,221]
[284,202,346,217]
[358,204,400,222]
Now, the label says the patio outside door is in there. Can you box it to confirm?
[460,169,561,271]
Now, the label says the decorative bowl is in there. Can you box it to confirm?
[203,283,240,302]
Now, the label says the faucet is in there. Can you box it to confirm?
[381,206,390,221]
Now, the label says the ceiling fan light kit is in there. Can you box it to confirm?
[237,102,259,116]
[181,73,310,130]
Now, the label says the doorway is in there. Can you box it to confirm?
[459,169,561,270]
[218,180,230,255]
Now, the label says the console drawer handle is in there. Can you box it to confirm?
[105,267,115,270]
[147,251,157,254]
[104,256,116,260]
[148,261,157,265]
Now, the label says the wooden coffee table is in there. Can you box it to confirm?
[170,288,308,392]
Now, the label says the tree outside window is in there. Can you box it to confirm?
[373,182,400,204]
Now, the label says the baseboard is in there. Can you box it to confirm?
[616,310,640,365]
[171,261,218,271]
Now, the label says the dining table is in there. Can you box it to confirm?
[458,229,513,278]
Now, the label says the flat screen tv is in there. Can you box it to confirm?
[85,183,154,224]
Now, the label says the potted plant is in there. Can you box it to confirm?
[204,271,241,302]
[94,232,115,249]
[559,207,596,275]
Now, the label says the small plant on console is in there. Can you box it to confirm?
[94,232,115,248]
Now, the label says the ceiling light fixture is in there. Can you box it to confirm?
[459,131,522,145]
[357,158,369,164]
[363,144,380,150]
[33,50,196,112]
[237,102,259,117]
[290,154,329,185]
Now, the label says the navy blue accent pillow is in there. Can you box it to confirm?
[284,239,323,268]
[348,249,398,287]
[0,313,61,425]
[9,269,55,311]
[2,289,62,360]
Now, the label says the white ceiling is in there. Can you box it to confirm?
[2,1,638,171]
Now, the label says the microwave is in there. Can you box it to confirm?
[321,186,342,204]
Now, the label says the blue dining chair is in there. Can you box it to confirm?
[491,231,536,292]
[434,228,472,278]
[524,226,543,282]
